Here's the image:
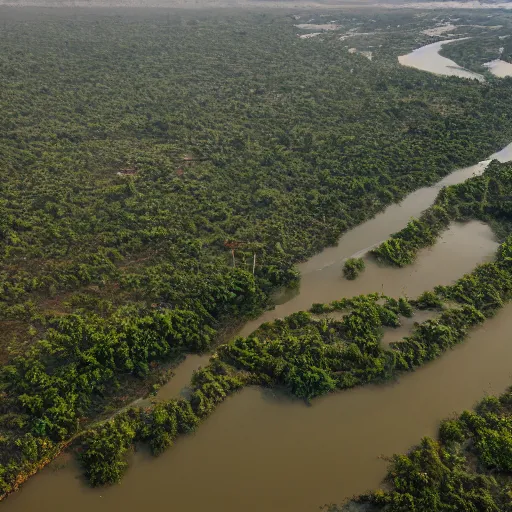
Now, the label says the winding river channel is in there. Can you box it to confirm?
[4,42,512,512]
[399,38,485,80]
[399,37,512,79]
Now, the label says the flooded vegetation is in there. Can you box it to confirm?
[239,221,497,337]
[5,305,512,512]
[151,219,497,400]
[338,375,512,511]
[380,309,436,347]
[3,7,512,512]
[5,158,512,512]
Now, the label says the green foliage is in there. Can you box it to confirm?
[189,360,246,418]
[398,297,414,317]
[1,309,214,443]
[413,291,445,310]
[441,32,512,73]
[342,258,366,280]
[357,437,506,512]
[145,403,179,456]
[80,397,200,485]
[373,163,512,268]
[372,208,451,266]
[457,403,512,473]
[391,305,485,369]
[80,413,139,487]
[435,262,512,317]
[342,388,512,512]
[475,425,512,472]
[217,295,406,399]
[4,6,512,500]
[439,419,467,444]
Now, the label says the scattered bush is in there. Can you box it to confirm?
[342,258,366,280]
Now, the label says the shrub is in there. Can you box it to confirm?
[342,258,366,280]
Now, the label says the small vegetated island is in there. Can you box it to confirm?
[342,257,366,280]
[2,5,512,510]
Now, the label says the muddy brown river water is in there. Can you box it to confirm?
[5,303,512,512]
[3,141,512,512]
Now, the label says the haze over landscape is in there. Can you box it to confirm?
[1,0,512,8]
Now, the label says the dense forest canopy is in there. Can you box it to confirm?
[2,4,512,502]
[2,8,512,338]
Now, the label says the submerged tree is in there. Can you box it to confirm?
[342,258,366,280]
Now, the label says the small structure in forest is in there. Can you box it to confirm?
[180,154,210,163]
[224,240,260,274]
[116,168,138,177]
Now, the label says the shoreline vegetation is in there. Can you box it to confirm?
[2,7,512,503]
[371,160,512,267]
[332,387,512,511]
[440,36,512,73]
[76,160,512,487]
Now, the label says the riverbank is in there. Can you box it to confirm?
[4,9,512,509]
[5,158,512,512]
[7,265,512,512]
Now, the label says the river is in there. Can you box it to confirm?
[3,146,512,512]
[5,283,512,512]
[236,143,512,339]
[399,37,512,79]
[4,47,512,512]
[484,58,512,78]
[398,38,485,81]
